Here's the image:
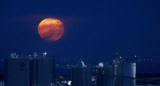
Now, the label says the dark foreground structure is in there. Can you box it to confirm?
[3,54,138,86]
[5,58,54,86]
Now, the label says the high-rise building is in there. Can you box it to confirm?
[96,67,114,86]
[37,58,54,86]
[71,67,91,86]
[5,58,31,86]
[5,57,54,86]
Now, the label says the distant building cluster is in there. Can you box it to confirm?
[5,52,136,86]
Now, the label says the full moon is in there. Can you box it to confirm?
[38,18,64,41]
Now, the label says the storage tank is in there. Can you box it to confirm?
[114,63,136,78]
[114,57,136,78]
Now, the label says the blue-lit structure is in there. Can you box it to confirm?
[113,57,136,78]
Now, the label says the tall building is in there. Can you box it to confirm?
[96,67,113,86]
[5,58,30,86]
[71,60,91,86]
[71,67,91,86]
[5,57,54,86]
[38,58,54,86]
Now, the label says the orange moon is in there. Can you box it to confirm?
[38,18,64,41]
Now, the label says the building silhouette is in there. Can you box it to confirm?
[5,56,54,86]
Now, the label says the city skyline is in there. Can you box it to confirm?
[1,0,160,74]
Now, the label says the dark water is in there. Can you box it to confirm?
[0,78,160,86]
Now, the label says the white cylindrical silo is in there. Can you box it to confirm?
[123,63,136,78]
[114,63,136,78]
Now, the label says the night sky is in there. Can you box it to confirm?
[0,0,160,74]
